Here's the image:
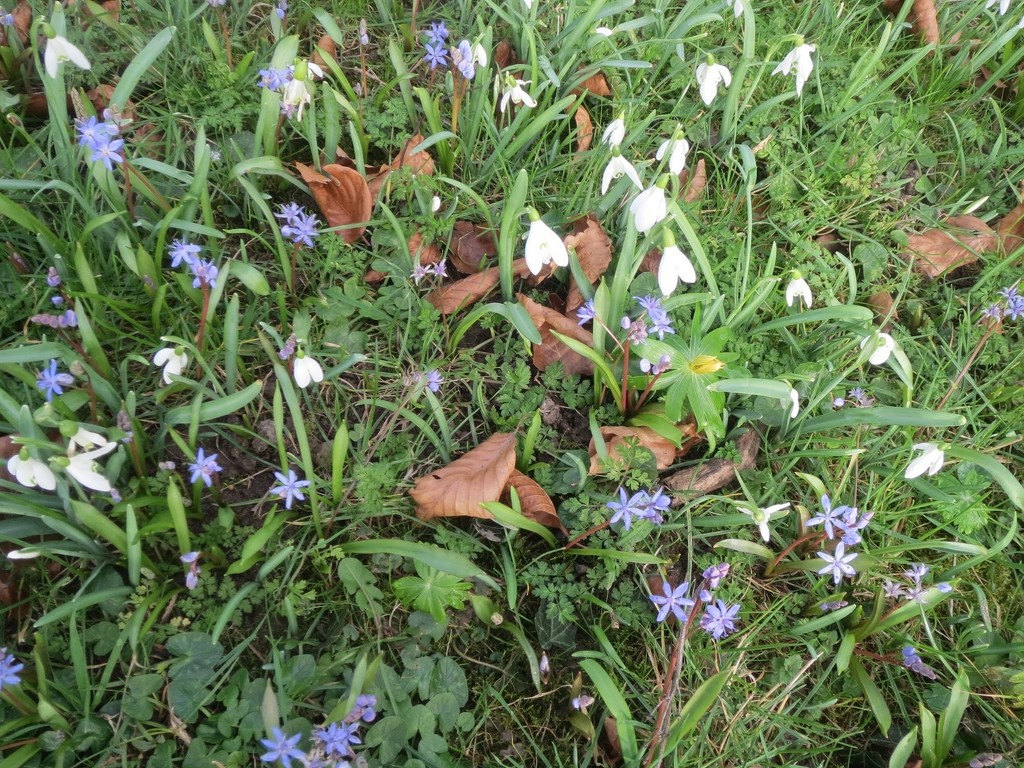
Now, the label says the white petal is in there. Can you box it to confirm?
[69,427,109,451]
[658,245,696,296]
[44,44,59,79]
[601,119,625,148]
[9,455,57,491]
[668,139,690,175]
[294,356,324,388]
[787,388,800,418]
[630,187,667,233]
[758,521,771,542]
[525,219,567,273]
[785,277,812,308]
[66,453,112,492]
[904,454,933,479]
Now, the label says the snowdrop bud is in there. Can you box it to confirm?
[601,113,626,148]
[860,331,896,366]
[431,195,441,212]
[904,443,945,479]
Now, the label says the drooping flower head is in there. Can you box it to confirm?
[695,55,732,106]
[523,209,568,275]
[773,37,816,95]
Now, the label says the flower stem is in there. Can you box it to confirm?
[935,322,997,411]
[217,8,233,68]
[196,283,211,352]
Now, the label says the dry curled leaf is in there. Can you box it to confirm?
[905,215,997,278]
[564,215,612,312]
[493,40,518,69]
[997,202,1024,256]
[572,72,613,97]
[411,433,517,520]
[573,105,594,156]
[312,34,337,69]
[368,134,435,199]
[409,230,441,267]
[506,470,566,532]
[866,291,898,328]
[884,0,939,45]
[296,162,372,244]
[679,158,707,203]
[426,260,533,314]
[449,221,497,274]
[518,293,595,376]
[588,425,690,475]
[11,1,31,44]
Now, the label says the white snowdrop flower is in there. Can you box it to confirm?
[986,0,1010,15]
[431,195,442,213]
[629,177,669,234]
[601,151,643,195]
[860,331,896,366]
[732,0,745,17]
[499,77,537,113]
[68,426,110,452]
[787,387,800,418]
[65,443,117,492]
[656,134,691,175]
[293,351,324,388]
[7,453,57,491]
[601,114,626,148]
[904,443,945,479]
[741,503,790,542]
[773,39,816,95]
[657,231,696,296]
[595,26,615,36]
[153,346,189,385]
[785,273,812,308]
[695,57,732,106]
[44,35,91,79]
[524,211,569,275]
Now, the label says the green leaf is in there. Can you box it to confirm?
[228,260,270,296]
[887,727,918,768]
[752,305,873,333]
[945,447,1024,511]
[338,540,498,590]
[164,380,262,425]
[713,539,775,560]
[480,501,557,546]
[836,632,856,675]
[111,28,177,108]
[393,564,472,623]
[850,657,891,736]
[799,406,966,432]
[662,670,731,752]
[788,605,857,637]
[577,659,638,762]
[936,671,970,761]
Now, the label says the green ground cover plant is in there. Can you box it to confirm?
[2,0,1024,766]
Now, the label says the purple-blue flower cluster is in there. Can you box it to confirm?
[258,66,294,91]
[981,284,1024,323]
[649,563,740,639]
[181,552,201,590]
[833,386,875,409]
[188,448,223,488]
[167,239,218,290]
[0,647,24,691]
[421,369,444,393]
[275,203,320,247]
[453,39,476,79]
[883,563,952,604]
[606,486,670,530]
[76,116,124,170]
[411,259,447,283]
[259,696,378,766]
[901,646,937,680]
[30,309,78,328]
[576,298,596,325]
[807,494,872,585]
[621,295,675,344]
[422,21,450,69]
[36,359,74,402]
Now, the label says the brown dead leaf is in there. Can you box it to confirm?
[564,215,613,312]
[679,158,707,203]
[588,425,688,475]
[368,134,435,199]
[665,429,758,502]
[518,293,595,376]
[409,230,441,267]
[312,35,337,69]
[885,0,939,45]
[866,291,898,328]
[12,1,31,44]
[905,215,997,278]
[997,202,1024,256]
[506,470,566,532]
[428,267,500,314]
[572,72,613,97]
[573,105,594,156]
[411,433,517,520]
[493,41,518,69]
[87,85,137,123]
[296,162,372,244]
[449,221,497,274]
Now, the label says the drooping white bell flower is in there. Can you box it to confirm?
[656,133,691,175]
[64,442,117,492]
[904,443,945,479]
[785,272,812,308]
[153,346,189,385]
[499,77,537,113]
[731,0,745,17]
[67,426,110,452]
[695,56,732,106]
[629,175,670,234]
[773,38,816,96]
[986,0,1010,15]
[601,148,643,195]
[7,452,57,491]
[601,113,626,148]
[293,350,324,388]
[860,331,896,365]
[524,210,569,275]
[44,35,92,79]
[657,230,696,296]
[741,502,790,542]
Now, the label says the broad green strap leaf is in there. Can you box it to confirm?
[753,305,873,333]
[564,548,666,564]
[578,659,638,762]
[662,669,731,752]
[850,657,891,736]
[339,539,498,590]
[800,406,965,432]
[111,28,176,108]
[788,605,856,637]
[713,539,774,560]
[481,501,558,547]
[164,380,262,425]
[887,727,918,768]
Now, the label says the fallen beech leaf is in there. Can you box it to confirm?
[409,230,441,267]
[518,293,594,376]
[574,105,594,156]
[588,425,684,475]
[296,162,372,244]
[426,260,533,314]
[884,0,939,45]
[368,134,435,199]
[506,470,566,532]
[449,221,497,274]
[88,85,137,123]
[572,72,613,97]
[364,269,387,283]
[679,158,707,203]
[664,430,759,502]
[564,214,612,311]
[312,34,336,69]
[997,202,1024,256]
[905,215,997,278]
[866,291,898,327]
[12,1,31,44]
[493,40,517,69]
[412,433,517,520]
